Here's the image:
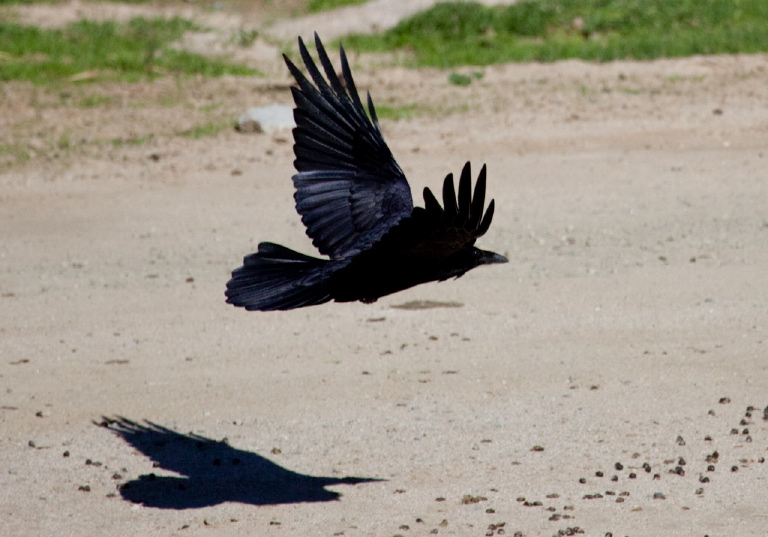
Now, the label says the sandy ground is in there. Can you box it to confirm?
[2,3,768,537]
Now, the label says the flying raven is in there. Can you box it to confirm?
[226,34,507,311]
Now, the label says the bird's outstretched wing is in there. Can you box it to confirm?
[362,162,495,260]
[285,34,413,260]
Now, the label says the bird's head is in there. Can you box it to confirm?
[473,247,508,267]
[439,247,507,281]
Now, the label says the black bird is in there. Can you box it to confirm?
[226,34,507,311]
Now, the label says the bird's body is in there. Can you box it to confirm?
[226,35,506,311]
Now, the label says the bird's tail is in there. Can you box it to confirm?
[225,242,332,311]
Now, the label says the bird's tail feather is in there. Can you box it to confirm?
[225,242,332,311]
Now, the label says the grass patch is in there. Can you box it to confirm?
[666,74,706,84]
[374,102,469,120]
[232,27,259,48]
[178,120,232,139]
[341,0,768,67]
[374,104,420,120]
[448,71,483,86]
[79,94,112,108]
[0,16,257,84]
[0,142,31,166]
[111,134,153,148]
[308,0,369,14]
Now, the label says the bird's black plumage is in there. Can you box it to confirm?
[226,34,506,311]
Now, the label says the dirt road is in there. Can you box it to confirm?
[2,3,768,536]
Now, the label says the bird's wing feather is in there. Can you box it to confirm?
[361,162,495,260]
[286,34,413,260]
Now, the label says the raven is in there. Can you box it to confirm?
[226,34,507,311]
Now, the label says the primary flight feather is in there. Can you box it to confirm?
[226,34,506,311]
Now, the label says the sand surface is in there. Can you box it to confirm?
[2,3,768,536]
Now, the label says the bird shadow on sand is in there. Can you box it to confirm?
[97,416,383,509]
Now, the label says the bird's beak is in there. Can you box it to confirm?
[481,251,508,265]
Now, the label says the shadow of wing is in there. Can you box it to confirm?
[98,416,382,509]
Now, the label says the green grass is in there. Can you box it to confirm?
[341,0,768,67]
[0,142,31,165]
[0,16,257,84]
[79,94,112,108]
[308,0,369,14]
[448,71,483,86]
[374,102,470,120]
[374,104,420,120]
[178,120,233,139]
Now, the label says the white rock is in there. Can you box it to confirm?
[237,105,295,134]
